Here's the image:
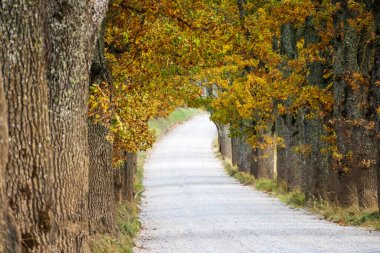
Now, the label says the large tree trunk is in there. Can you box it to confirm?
[356,13,378,210]
[1,1,53,252]
[231,137,241,167]
[44,1,108,251]
[0,70,20,253]
[237,140,252,174]
[114,152,137,203]
[302,16,330,201]
[284,113,304,191]
[332,4,358,208]
[251,129,275,179]
[114,169,123,203]
[216,124,232,161]
[88,121,115,234]
[275,116,287,187]
[0,75,7,253]
[123,153,137,202]
[237,126,253,174]
[332,0,377,209]
[303,117,330,200]
[279,24,304,191]
[374,0,380,212]
[255,143,275,179]
[88,19,115,235]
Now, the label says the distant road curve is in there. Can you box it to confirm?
[134,114,380,253]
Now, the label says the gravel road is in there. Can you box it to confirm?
[134,114,380,253]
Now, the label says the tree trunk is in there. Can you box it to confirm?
[0,75,6,253]
[373,0,380,212]
[114,153,137,203]
[217,124,232,161]
[1,1,53,252]
[88,18,115,235]
[279,24,303,191]
[356,13,378,211]
[231,137,240,167]
[126,153,137,201]
[237,125,253,174]
[332,4,358,207]
[88,121,115,234]
[332,0,377,209]
[303,117,330,200]
[250,148,259,177]
[44,1,108,251]
[251,130,275,179]
[284,113,304,191]
[302,16,330,201]
[122,153,138,202]
[0,68,20,253]
[114,169,123,204]
[275,117,287,187]
[237,140,252,174]
[256,144,275,179]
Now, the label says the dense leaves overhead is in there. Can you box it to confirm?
[89,0,377,166]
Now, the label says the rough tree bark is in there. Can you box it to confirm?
[254,139,275,179]
[284,113,304,191]
[0,70,20,253]
[278,24,304,191]
[302,16,330,201]
[373,0,380,212]
[216,124,232,161]
[355,17,378,210]
[231,137,240,167]
[114,152,137,203]
[0,72,6,253]
[123,153,138,202]
[88,19,115,235]
[332,1,358,208]
[1,1,53,252]
[114,169,123,203]
[237,140,252,174]
[88,121,115,234]
[276,116,288,187]
[249,129,274,180]
[237,126,253,174]
[44,0,108,251]
[332,0,377,209]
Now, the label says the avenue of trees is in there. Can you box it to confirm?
[1,0,380,252]
[209,0,380,213]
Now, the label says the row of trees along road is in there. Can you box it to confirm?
[199,0,380,213]
[1,0,380,252]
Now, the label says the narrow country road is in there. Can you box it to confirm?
[134,114,380,253]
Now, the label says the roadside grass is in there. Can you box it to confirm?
[308,202,380,230]
[225,162,255,186]
[90,107,202,253]
[223,157,380,231]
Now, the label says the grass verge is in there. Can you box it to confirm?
[90,107,202,253]
[223,157,380,231]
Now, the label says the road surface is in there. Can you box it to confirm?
[134,114,380,253]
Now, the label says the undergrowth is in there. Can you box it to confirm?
[224,159,380,231]
[90,108,202,252]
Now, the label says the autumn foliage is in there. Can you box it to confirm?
[89,0,203,164]
[89,0,380,210]
[1,1,380,252]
